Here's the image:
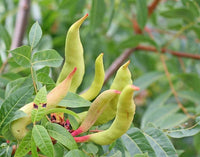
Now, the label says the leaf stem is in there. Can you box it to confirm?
[160,54,195,119]
[30,65,37,93]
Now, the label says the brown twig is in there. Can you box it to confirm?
[104,48,136,84]
[132,18,143,34]
[132,0,161,34]
[104,45,200,84]
[148,0,161,16]
[160,54,194,119]
[136,45,200,60]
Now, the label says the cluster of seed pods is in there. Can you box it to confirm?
[11,14,139,145]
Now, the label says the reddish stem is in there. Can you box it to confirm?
[71,128,84,137]
[148,0,161,16]
[74,135,90,143]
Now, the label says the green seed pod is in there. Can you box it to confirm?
[11,68,77,140]
[80,53,105,101]
[56,14,88,92]
[74,85,139,145]
[95,60,132,125]
[72,89,120,136]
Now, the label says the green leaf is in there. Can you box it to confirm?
[179,73,200,93]
[37,72,55,91]
[31,136,39,157]
[45,108,79,119]
[15,131,32,157]
[0,24,11,50]
[32,125,54,157]
[58,92,91,108]
[160,8,195,22]
[54,143,64,157]
[121,127,155,156]
[108,138,127,157]
[82,143,98,155]
[178,91,200,105]
[31,106,46,123]
[136,0,148,29]
[36,66,50,75]
[29,21,42,48]
[32,49,63,68]
[0,86,33,133]
[119,35,158,49]
[31,87,47,123]
[142,103,188,129]
[0,143,12,157]
[186,1,200,16]
[64,149,88,157]
[90,0,106,33]
[134,153,149,157]
[5,77,32,98]
[167,117,200,138]
[10,45,31,68]
[134,72,164,96]
[144,127,177,157]
[46,122,78,150]
[194,133,200,154]
[34,86,47,105]
[141,90,172,128]
[68,115,79,130]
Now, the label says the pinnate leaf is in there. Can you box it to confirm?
[15,131,32,157]
[58,92,91,108]
[167,117,200,138]
[46,122,78,150]
[29,21,42,48]
[32,49,63,68]
[10,45,31,68]
[0,86,33,133]
[32,125,54,157]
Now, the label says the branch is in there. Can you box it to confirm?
[148,0,161,16]
[104,48,136,84]
[132,0,161,34]
[160,54,194,119]
[136,45,200,60]
[104,45,200,84]
[11,0,31,50]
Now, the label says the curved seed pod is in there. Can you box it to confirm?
[11,68,77,140]
[71,89,120,137]
[56,14,88,92]
[74,85,139,145]
[95,60,132,125]
[80,53,105,100]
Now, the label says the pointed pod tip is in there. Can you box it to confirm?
[114,90,121,94]
[122,60,130,68]
[131,85,140,91]
[96,53,104,62]
[82,13,89,20]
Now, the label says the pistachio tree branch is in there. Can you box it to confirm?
[136,45,200,60]
[104,45,200,84]
[104,48,135,84]
[132,0,161,34]
[148,0,161,16]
